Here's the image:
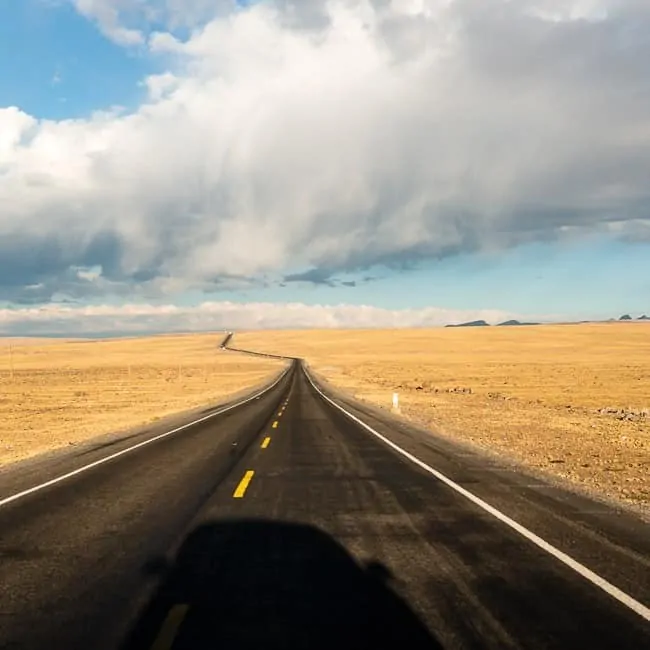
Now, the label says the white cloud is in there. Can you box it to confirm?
[3,0,650,303]
[0,107,37,164]
[70,0,237,43]
[72,0,145,45]
[526,0,610,22]
[0,301,545,335]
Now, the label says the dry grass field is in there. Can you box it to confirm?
[0,334,284,466]
[238,323,650,511]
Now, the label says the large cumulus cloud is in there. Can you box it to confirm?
[2,0,650,303]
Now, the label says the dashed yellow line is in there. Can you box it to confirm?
[233,470,255,498]
[272,421,278,429]
[261,436,271,449]
[149,604,189,650]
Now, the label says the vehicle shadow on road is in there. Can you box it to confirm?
[121,518,443,650]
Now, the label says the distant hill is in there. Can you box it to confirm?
[497,320,540,326]
[445,320,490,328]
[619,314,632,321]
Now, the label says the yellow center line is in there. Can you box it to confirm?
[149,604,189,650]
[261,436,271,449]
[233,470,255,498]
[272,421,278,429]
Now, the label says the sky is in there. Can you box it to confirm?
[1,0,650,334]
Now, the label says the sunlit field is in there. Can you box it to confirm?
[0,334,285,466]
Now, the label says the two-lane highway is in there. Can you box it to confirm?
[1,353,649,649]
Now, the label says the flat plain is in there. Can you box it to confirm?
[238,323,650,511]
[0,334,284,466]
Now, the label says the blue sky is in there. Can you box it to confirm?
[1,1,649,332]
[0,1,153,120]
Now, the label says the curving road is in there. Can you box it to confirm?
[0,342,649,649]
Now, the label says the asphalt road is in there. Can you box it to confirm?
[0,356,649,649]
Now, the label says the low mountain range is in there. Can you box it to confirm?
[445,319,540,328]
[444,320,489,328]
[497,319,540,326]
[444,315,648,327]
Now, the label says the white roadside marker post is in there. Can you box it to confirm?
[392,392,400,414]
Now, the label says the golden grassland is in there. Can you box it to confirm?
[238,323,650,510]
[0,334,284,466]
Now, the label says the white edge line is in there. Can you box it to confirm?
[304,367,650,623]
[0,368,290,509]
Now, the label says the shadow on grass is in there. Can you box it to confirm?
[121,518,443,650]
